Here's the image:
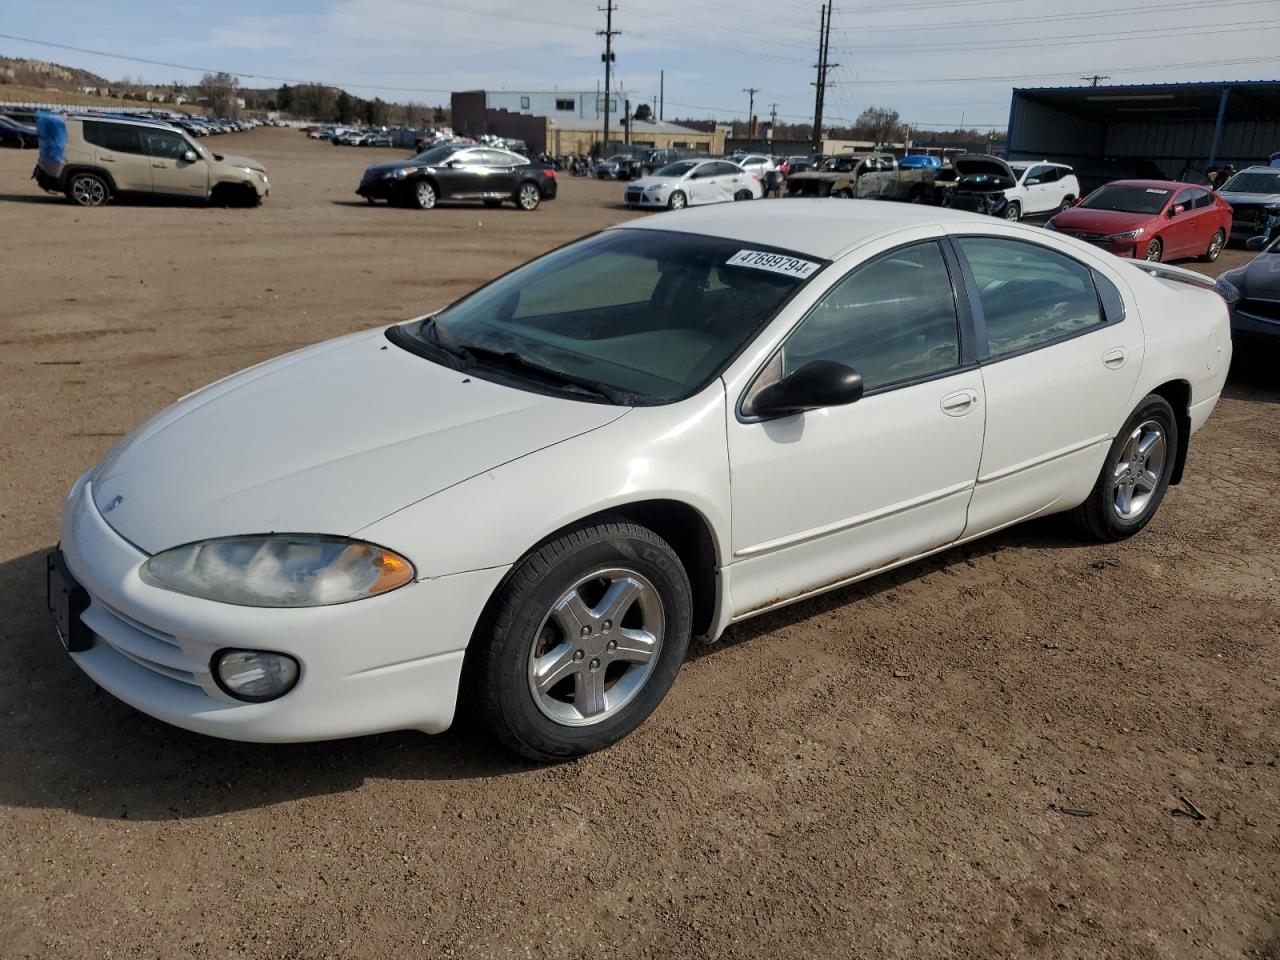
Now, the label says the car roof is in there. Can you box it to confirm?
[614,198,1008,260]
[67,113,178,132]
[1101,179,1206,192]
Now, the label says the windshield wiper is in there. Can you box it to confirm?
[414,316,472,369]
[457,345,627,404]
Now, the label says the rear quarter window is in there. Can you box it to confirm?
[82,122,143,154]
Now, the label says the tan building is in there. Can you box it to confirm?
[548,118,729,157]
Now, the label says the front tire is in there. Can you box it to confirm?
[467,521,693,761]
[667,190,687,210]
[413,179,437,210]
[1143,237,1163,262]
[1003,200,1021,221]
[67,172,110,207]
[1070,394,1178,542]
[1200,229,1225,263]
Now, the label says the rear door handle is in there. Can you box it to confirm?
[1102,347,1127,369]
[152,162,167,168]
[940,389,979,416]
[100,156,115,162]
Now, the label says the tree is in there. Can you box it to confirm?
[199,71,240,117]
[853,106,901,145]
[633,103,652,122]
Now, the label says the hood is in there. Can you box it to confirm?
[628,175,675,190]
[952,156,1014,183]
[90,328,627,554]
[1218,190,1280,207]
[1235,252,1280,294]
[218,154,266,173]
[361,159,418,179]
[1050,207,1154,233]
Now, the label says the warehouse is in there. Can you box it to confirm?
[1006,80,1280,179]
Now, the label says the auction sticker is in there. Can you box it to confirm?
[726,249,821,279]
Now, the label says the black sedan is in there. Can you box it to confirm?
[357,144,557,211]
[0,115,38,148]
[1216,232,1280,341]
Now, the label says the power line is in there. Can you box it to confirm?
[1081,75,1111,87]
[831,53,1280,86]
[836,0,1276,33]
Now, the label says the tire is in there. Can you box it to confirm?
[1003,200,1021,221]
[467,521,693,761]
[734,189,753,201]
[1200,229,1225,263]
[413,179,437,210]
[1143,237,1163,262]
[516,182,541,211]
[667,190,687,210]
[67,172,110,207]
[1069,394,1179,542]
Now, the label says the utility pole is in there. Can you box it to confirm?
[743,87,760,149]
[811,3,837,153]
[598,1,619,157]
[1079,74,1111,87]
[659,69,664,121]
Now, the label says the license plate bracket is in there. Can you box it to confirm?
[46,550,93,652]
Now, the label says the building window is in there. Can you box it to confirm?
[555,98,575,111]
[597,97,617,113]
[520,96,530,110]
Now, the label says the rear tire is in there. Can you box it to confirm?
[734,189,753,201]
[466,521,693,761]
[516,182,541,211]
[1200,229,1225,263]
[1059,195,1076,213]
[67,172,109,207]
[1069,394,1178,542]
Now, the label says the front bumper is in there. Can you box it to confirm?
[356,177,399,200]
[624,188,665,207]
[1229,300,1280,339]
[57,473,508,742]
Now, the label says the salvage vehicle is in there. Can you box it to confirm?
[1214,166,1280,244]
[947,156,1079,221]
[0,114,39,148]
[627,146,703,178]
[1076,157,1166,198]
[1045,180,1231,263]
[786,153,932,202]
[595,154,637,180]
[1215,231,1280,340]
[32,113,269,208]
[48,201,1230,760]
[356,143,557,210]
[624,159,761,209]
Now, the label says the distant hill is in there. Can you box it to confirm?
[0,56,109,91]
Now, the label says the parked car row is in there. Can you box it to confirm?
[0,114,39,148]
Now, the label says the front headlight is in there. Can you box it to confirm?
[1043,220,1058,231]
[383,167,415,180]
[1102,228,1145,241]
[140,535,415,607]
[1215,274,1242,304]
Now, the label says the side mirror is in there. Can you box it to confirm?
[182,150,198,163]
[1246,235,1268,251]
[1169,204,1185,217]
[1025,177,1041,186]
[748,360,864,419]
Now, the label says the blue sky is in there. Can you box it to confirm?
[4,0,1280,131]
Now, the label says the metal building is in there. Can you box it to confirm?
[1007,80,1280,179]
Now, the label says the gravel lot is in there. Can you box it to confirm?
[1,128,1276,960]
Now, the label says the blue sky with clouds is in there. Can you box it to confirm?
[4,0,1280,130]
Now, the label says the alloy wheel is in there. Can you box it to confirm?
[72,177,106,207]
[1111,420,1167,520]
[527,567,664,726]
[1207,230,1224,261]
[518,184,540,210]
[415,181,436,209]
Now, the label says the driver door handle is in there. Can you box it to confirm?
[940,389,979,416]
[1102,347,1127,369]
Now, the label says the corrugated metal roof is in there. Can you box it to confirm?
[547,117,712,135]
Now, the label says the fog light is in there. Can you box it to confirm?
[214,649,299,702]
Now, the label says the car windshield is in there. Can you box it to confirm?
[403,229,822,404]
[1219,171,1280,193]
[1080,184,1171,215]
[415,144,466,163]
[605,155,629,163]
[655,161,697,177]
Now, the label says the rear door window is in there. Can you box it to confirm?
[82,122,143,154]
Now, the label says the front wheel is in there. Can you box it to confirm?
[1200,229,1225,263]
[1003,200,1021,221]
[1143,237,1163,262]
[466,521,693,760]
[516,182,541,211]
[1070,394,1178,542]
[667,190,687,210]
[413,179,437,210]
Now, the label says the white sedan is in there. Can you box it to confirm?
[50,202,1229,760]
[624,159,762,210]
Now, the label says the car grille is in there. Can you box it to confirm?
[1231,206,1267,228]
[80,600,207,690]
[1062,230,1105,241]
[1238,298,1280,322]
[625,189,642,202]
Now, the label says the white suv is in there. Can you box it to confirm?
[1004,161,1080,220]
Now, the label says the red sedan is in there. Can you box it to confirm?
[1045,179,1232,263]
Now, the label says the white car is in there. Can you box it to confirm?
[624,159,762,209]
[1005,160,1081,220]
[50,202,1229,760]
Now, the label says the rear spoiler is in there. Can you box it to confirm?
[1126,260,1217,291]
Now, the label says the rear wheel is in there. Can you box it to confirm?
[1059,195,1076,213]
[734,189,753,201]
[1143,237,1163,262]
[67,172,109,207]
[1200,229,1225,263]
[467,521,693,760]
[1070,394,1178,542]
[667,190,687,210]
[516,182,541,211]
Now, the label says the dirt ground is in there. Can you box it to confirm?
[0,129,1277,960]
